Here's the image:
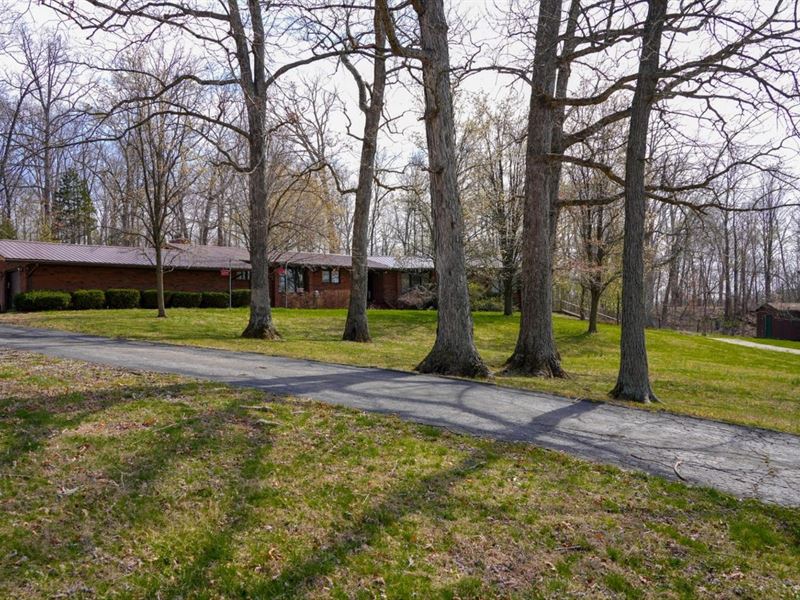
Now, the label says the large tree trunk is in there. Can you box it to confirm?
[505,0,566,378]
[415,0,488,377]
[502,269,514,316]
[722,210,732,321]
[242,106,279,339]
[610,0,667,403]
[547,0,580,250]
[155,243,166,318]
[588,285,601,334]
[343,17,386,343]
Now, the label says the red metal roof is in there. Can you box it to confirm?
[0,240,433,272]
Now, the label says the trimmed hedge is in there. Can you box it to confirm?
[106,288,141,309]
[231,289,250,307]
[170,291,202,308]
[72,289,106,310]
[140,289,173,309]
[201,291,229,308]
[14,290,71,312]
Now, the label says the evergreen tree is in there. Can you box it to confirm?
[53,169,95,243]
[0,217,16,240]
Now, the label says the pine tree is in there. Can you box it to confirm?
[53,169,95,243]
[0,217,16,240]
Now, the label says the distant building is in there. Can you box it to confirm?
[0,239,433,312]
[754,303,800,341]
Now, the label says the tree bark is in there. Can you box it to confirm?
[155,242,166,318]
[722,209,732,321]
[414,0,488,377]
[241,112,279,339]
[505,0,566,378]
[610,0,667,403]
[235,0,279,340]
[502,269,514,316]
[343,16,387,343]
[588,285,600,334]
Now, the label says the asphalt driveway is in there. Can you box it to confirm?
[1,324,798,506]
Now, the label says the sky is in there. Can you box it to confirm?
[4,0,798,195]
[5,0,522,173]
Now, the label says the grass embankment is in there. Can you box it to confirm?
[4,308,800,435]
[1,351,799,598]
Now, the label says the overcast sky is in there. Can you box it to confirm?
[5,0,797,190]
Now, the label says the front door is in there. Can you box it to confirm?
[367,272,375,303]
[765,314,773,338]
[3,271,17,312]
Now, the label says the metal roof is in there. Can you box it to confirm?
[756,302,800,314]
[0,240,433,272]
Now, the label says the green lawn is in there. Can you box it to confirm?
[4,308,800,435]
[2,350,799,598]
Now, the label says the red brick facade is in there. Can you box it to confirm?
[1,261,416,311]
[369,271,401,307]
[270,267,353,309]
[0,262,249,311]
[29,263,248,293]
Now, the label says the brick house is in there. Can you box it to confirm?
[0,239,433,312]
[754,302,800,341]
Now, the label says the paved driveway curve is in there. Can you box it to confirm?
[712,337,800,356]
[1,324,798,507]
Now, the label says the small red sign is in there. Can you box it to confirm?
[220,269,230,276]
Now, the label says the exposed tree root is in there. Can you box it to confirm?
[416,348,491,378]
[241,322,281,340]
[342,316,371,343]
[502,351,568,379]
[609,380,660,403]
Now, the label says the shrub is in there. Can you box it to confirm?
[140,289,173,309]
[201,291,229,308]
[231,289,251,307]
[397,286,437,310]
[71,289,105,310]
[14,290,71,312]
[468,281,489,306]
[106,288,141,309]
[170,291,202,308]
[472,299,504,312]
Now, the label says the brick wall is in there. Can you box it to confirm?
[271,267,352,309]
[8,262,249,295]
[2,259,421,312]
[380,271,400,308]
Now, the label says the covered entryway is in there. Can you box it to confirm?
[2,270,21,312]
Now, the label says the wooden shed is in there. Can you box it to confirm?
[754,303,800,341]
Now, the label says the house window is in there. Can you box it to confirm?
[279,267,305,293]
[321,269,340,284]
[235,270,251,281]
[401,271,431,293]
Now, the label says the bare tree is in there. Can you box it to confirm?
[113,47,199,317]
[610,0,667,403]
[14,27,83,237]
[379,0,489,376]
[504,0,567,377]
[341,11,388,343]
[43,0,347,338]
